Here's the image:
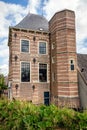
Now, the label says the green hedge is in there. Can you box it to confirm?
[0,99,87,130]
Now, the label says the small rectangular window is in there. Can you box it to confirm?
[44,92,49,105]
[71,60,73,64]
[71,64,74,70]
[39,42,46,54]
[39,63,47,82]
[21,62,30,82]
[21,40,29,52]
[70,60,74,71]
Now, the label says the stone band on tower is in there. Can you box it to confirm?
[49,9,79,108]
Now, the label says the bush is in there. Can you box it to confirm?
[0,99,87,130]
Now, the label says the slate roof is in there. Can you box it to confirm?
[77,54,87,81]
[14,13,48,32]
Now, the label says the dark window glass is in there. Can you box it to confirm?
[21,40,29,52]
[71,60,73,64]
[44,92,49,97]
[44,92,49,105]
[70,60,74,71]
[39,42,46,54]
[21,62,30,82]
[71,64,74,70]
[39,64,47,82]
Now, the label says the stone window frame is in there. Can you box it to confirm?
[20,39,30,53]
[38,41,47,55]
[38,63,48,83]
[20,61,31,83]
[69,58,75,71]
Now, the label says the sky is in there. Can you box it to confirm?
[0,0,87,76]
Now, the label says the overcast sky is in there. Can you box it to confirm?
[0,0,87,75]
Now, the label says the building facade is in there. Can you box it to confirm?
[8,9,81,108]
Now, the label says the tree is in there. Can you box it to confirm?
[0,74,7,97]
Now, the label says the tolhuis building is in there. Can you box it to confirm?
[8,9,87,109]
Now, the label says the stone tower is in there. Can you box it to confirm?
[49,9,79,108]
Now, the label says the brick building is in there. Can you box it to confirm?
[8,9,87,109]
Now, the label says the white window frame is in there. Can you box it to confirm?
[38,41,47,55]
[20,61,31,83]
[20,39,30,53]
[38,62,48,83]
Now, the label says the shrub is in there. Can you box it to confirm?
[0,99,87,130]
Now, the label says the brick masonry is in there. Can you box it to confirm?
[49,9,79,108]
[8,9,80,108]
[8,29,50,104]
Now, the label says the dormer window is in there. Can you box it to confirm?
[21,40,29,53]
[39,28,43,31]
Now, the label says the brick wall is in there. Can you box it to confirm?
[8,28,50,104]
[49,9,79,108]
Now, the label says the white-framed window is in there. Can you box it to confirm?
[21,40,29,53]
[39,42,46,54]
[39,63,47,82]
[21,62,30,82]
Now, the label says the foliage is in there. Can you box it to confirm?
[0,74,7,97]
[0,99,87,130]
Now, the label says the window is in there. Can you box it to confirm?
[39,42,46,54]
[44,92,49,105]
[70,60,74,71]
[21,40,29,52]
[21,62,30,82]
[39,63,47,82]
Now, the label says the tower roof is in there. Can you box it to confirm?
[15,13,48,32]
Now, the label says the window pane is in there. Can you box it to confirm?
[21,62,30,82]
[39,42,46,54]
[44,92,49,105]
[21,40,29,52]
[39,64,47,82]
[71,60,73,64]
[44,92,49,98]
[71,64,74,70]
[44,99,49,105]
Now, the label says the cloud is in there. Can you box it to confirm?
[0,1,27,39]
[28,0,41,13]
[0,0,41,75]
[0,64,8,76]
[43,0,78,20]
[0,0,87,76]
[43,0,87,53]
[0,1,27,76]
